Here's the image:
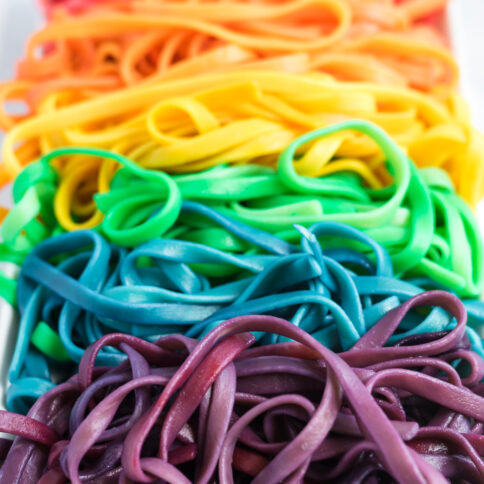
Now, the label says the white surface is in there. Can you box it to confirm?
[0,0,42,80]
[448,1,484,234]
[449,0,484,133]
[0,264,18,413]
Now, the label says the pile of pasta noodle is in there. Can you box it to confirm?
[1,0,484,206]
[14,0,456,99]
[1,0,484,483]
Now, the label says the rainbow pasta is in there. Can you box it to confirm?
[2,300,484,482]
[2,121,483,301]
[1,72,483,205]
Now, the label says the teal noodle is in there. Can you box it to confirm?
[1,120,483,303]
[9,202,484,413]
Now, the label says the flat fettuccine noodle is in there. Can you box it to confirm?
[2,71,482,205]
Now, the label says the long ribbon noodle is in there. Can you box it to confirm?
[0,1,484,481]
[8,209,484,412]
[2,121,483,299]
[1,72,483,205]
[2,305,484,482]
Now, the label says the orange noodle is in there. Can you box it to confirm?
[0,0,455,133]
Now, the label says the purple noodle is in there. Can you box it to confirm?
[0,291,483,483]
